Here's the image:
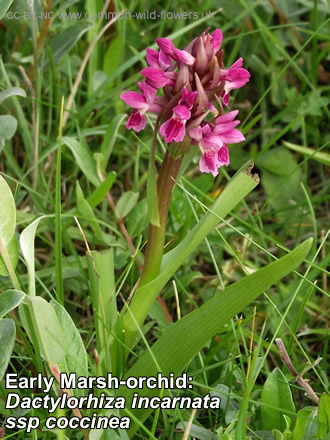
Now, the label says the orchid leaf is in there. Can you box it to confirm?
[122,167,260,346]
[121,238,312,435]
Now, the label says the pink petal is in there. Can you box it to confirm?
[140,67,167,88]
[211,29,223,52]
[160,118,186,143]
[159,50,172,69]
[180,87,188,101]
[173,124,186,142]
[227,68,250,88]
[180,87,198,108]
[199,151,219,177]
[156,38,175,56]
[217,145,230,166]
[202,135,224,149]
[215,110,239,124]
[138,81,157,105]
[146,48,160,68]
[229,57,244,70]
[126,110,146,132]
[219,129,245,144]
[149,103,163,113]
[214,120,240,134]
[120,91,146,109]
[201,124,212,136]
[174,49,195,65]
[173,104,191,121]
[221,90,230,108]
[189,126,203,141]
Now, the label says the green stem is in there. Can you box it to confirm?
[122,150,183,349]
[139,151,183,286]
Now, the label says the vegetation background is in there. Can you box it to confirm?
[0,0,329,438]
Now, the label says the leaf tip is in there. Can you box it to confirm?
[243,159,260,183]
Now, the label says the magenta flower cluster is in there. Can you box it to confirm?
[120,29,250,176]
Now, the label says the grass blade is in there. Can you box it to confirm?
[55,98,64,304]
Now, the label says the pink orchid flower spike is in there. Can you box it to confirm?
[120,28,250,176]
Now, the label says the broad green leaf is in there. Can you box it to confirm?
[127,199,148,238]
[87,171,116,208]
[257,147,300,177]
[62,137,100,187]
[0,87,26,104]
[302,408,319,439]
[120,238,312,434]
[0,0,13,19]
[28,296,66,366]
[284,141,330,166]
[100,114,126,170]
[76,181,103,238]
[0,115,17,142]
[292,408,315,440]
[50,300,88,395]
[115,191,139,219]
[0,234,18,276]
[261,367,295,431]
[122,169,260,346]
[89,428,106,440]
[87,250,117,375]
[20,216,45,296]
[0,289,25,320]
[21,296,88,396]
[256,148,305,235]
[47,22,91,65]
[176,422,216,439]
[318,394,330,437]
[0,175,16,246]
[211,384,240,425]
[0,319,15,381]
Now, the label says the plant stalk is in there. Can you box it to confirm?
[121,150,183,351]
[139,150,183,286]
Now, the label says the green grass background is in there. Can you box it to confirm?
[0,0,329,438]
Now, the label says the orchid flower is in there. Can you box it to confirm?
[220,58,250,107]
[120,82,161,132]
[156,38,195,65]
[159,87,198,143]
[141,67,176,89]
[146,48,172,70]
[189,110,244,176]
